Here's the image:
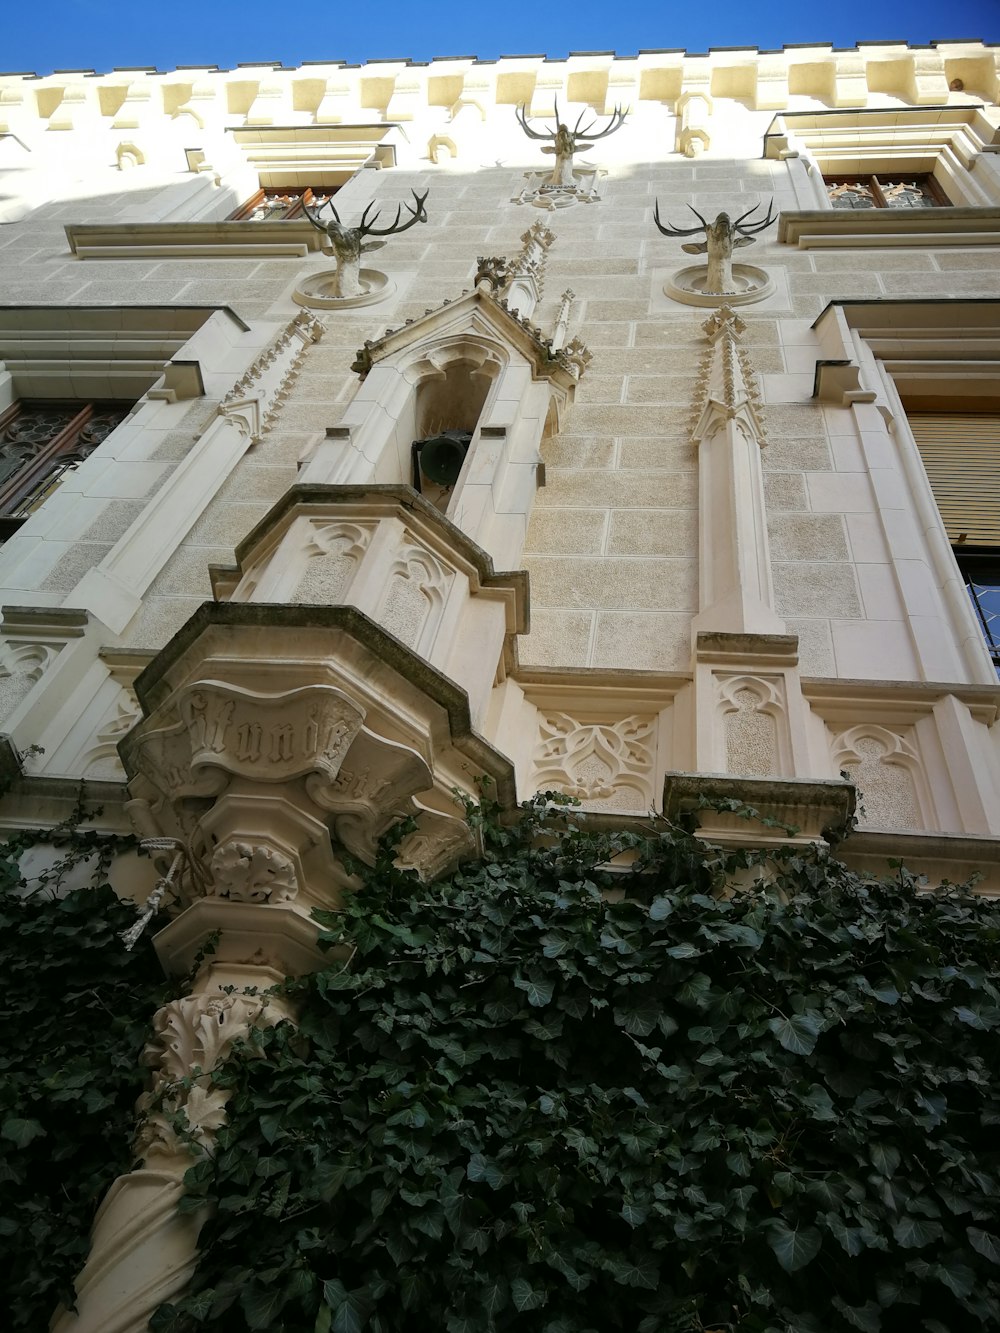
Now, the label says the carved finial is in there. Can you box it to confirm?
[475,255,511,292]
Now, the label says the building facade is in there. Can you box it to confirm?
[1,39,999,1328]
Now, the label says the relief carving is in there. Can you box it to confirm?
[833,725,923,831]
[208,839,298,903]
[293,520,372,605]
[378,540,452,651]
[0,640,57,722]
[135,991,283,1168]
[722,683,779,778]
[532,712,655,812]
[133,682,366,800]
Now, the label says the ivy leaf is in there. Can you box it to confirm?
[767,1011,824,1056]
[467,1153,506,1189]
[1,1117,45,1147]
[514,974,554,1008]
[323,1280,374,1333]
[869,1143,901,1177]
[892,1217,942,1249]
[511,1277,546,1312]
[762,1219,823,1272]
[968,1227,1000,1264]
[241,1282,288,1329]
[608,1253,659,1288]
[622,1199,648,1227]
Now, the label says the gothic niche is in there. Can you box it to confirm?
[408,343,500,512]
[833,726,924,831]
[719,678,781,778]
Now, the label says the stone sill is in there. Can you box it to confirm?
[65,221,328,260]
[778,207,1000,249]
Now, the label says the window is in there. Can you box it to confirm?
[227,185,338,222]
[955,551,1000,676]
[908,411,1000,678]
[0,400,131,538]
[824,173,951,210]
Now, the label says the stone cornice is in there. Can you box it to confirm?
[779,206,1000,249]
[2,43,997,115]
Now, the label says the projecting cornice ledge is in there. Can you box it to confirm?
[65,221,328,260]
[779,207,1000,249]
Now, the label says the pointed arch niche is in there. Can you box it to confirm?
[298,288,584,570]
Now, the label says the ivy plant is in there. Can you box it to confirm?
[0,818,168,1327]
[142,797,997,1331]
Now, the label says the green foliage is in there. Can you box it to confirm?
[150,797,1000,1333]
[0,820,168,1326]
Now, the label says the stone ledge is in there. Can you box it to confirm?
[662,771,856,846]
[779,208,1000,250]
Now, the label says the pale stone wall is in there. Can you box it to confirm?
[1,43,1000,882]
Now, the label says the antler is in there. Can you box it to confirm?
[733,200,776,236]
[574,105,628,142]
[652,201,709,238]
[302,197,341,233]
[516,103,557,140]
[356,189,429,238]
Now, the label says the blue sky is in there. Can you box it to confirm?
[4,0,998,74]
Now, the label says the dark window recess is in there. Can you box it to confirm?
[0,400,131,540]
[824,174,950,210]
[956,550,1000,678]
[228,186,339,222]
[411,431,472,494]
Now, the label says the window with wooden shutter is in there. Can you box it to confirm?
[908,413,1000,549]
[908,412,1000,677]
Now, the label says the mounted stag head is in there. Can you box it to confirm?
[516,99,627,188]
[653,200,776,295]
[303,189,429,298]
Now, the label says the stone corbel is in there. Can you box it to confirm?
[675,90,712,158]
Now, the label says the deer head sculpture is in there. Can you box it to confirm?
[516,99,627,188]
[653,200,776,295]
[303,189,429,298]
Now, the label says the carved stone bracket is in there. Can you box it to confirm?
[119,603,516,922]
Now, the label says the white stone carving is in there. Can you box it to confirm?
[378,540,453,652]
[135,990,281,1166]
[80,686,142,780]
[293,520,372,604]
[0,640,57,723]
[655,202,776,306]
[532,712,655,812]
[690,306,767,445]
[133,681,366,801]
[832,725,924,831]
[208,839,299,903]
[219,310,324,443]
[503,221,556,318]
[719,677,781,778]
[292,190,426,308]
[514,101,627,189]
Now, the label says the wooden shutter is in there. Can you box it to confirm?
[908,413,1000,548]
